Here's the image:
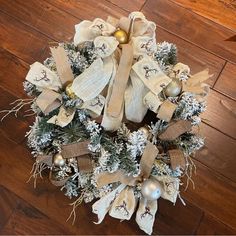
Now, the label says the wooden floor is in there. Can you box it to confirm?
[0,0,236,234]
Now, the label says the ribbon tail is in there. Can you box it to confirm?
[109,186,137,220]
[101,56,124,131]
[124,70,148,122]
[136,198,158,235]
[106,43,133,118]
[92,184,126,224]
[71,57,113,101]
[50,46,74,86]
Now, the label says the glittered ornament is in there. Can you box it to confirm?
[141,178,162,201]
[65,82,77,99]
[113,29,128,44]
[53,153,65,167]
[138,126,150,139]
[164,79,182,97]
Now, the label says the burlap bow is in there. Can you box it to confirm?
[26,45,107,127]
[92,142,180,235]
[72,12,173,131]
[35,140,92,186]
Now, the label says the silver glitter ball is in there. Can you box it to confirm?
[141,178,162,201]
[53,153,65,167]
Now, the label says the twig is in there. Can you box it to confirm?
[0,98,34,121]
[66,190,85,225]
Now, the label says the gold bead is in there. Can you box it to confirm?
[113,29,128,44]
[53,153,65,167]
[65,82,77,99]
[164,79,182,97]
[138,127,150,139]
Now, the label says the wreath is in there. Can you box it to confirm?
[1,12,211,235]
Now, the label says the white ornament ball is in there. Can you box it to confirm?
[53,153,65,167]
[141,178,162,201]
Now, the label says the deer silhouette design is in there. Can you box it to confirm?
[115,201,129,217]
[35,70,50,82]
[141,206,153,219]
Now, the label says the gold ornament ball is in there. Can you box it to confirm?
[113,29,128,44]
[65,82,77,99]
[138,127,150,138]
[53,153,65,167]
[164,79,182,97]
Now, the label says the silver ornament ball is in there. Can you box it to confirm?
[53,153,65,167]
[164,79,182,97]
[141,178,162,201]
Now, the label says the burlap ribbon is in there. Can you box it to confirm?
[36,141,92,186]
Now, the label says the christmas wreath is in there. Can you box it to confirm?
[1,12,211,235]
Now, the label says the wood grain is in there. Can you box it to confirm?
[154,198,202,235]
[214,62,236,100]
[0,49,28,97]
[201,89,236,139]
[1,196,72,235]
[142,0,236,63]
[0,12,50,64]
[46,0,127,20]
[0,0,78,42]
[0,186,19,230]
[107,0,146,12]
[196,123,236,182]
[182,160,236,230]
[172,0,236,32]
[196,213,236,235]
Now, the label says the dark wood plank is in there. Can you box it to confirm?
[154,198,202,235]
[171,0,236,32]
[0,186,19,230]
[182,160,236,230]
[157,28,225,87]
[142,0,236,63]
[107,0,146,12]
[1,193,72,235]
[196,213,236,235]
[196,123,236,182]
[214,62,236,100]
[0,12,50,64]
[46,0,127,20]
[0,0,78,42]
[201,89,236,139]
[0,49,29,97]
